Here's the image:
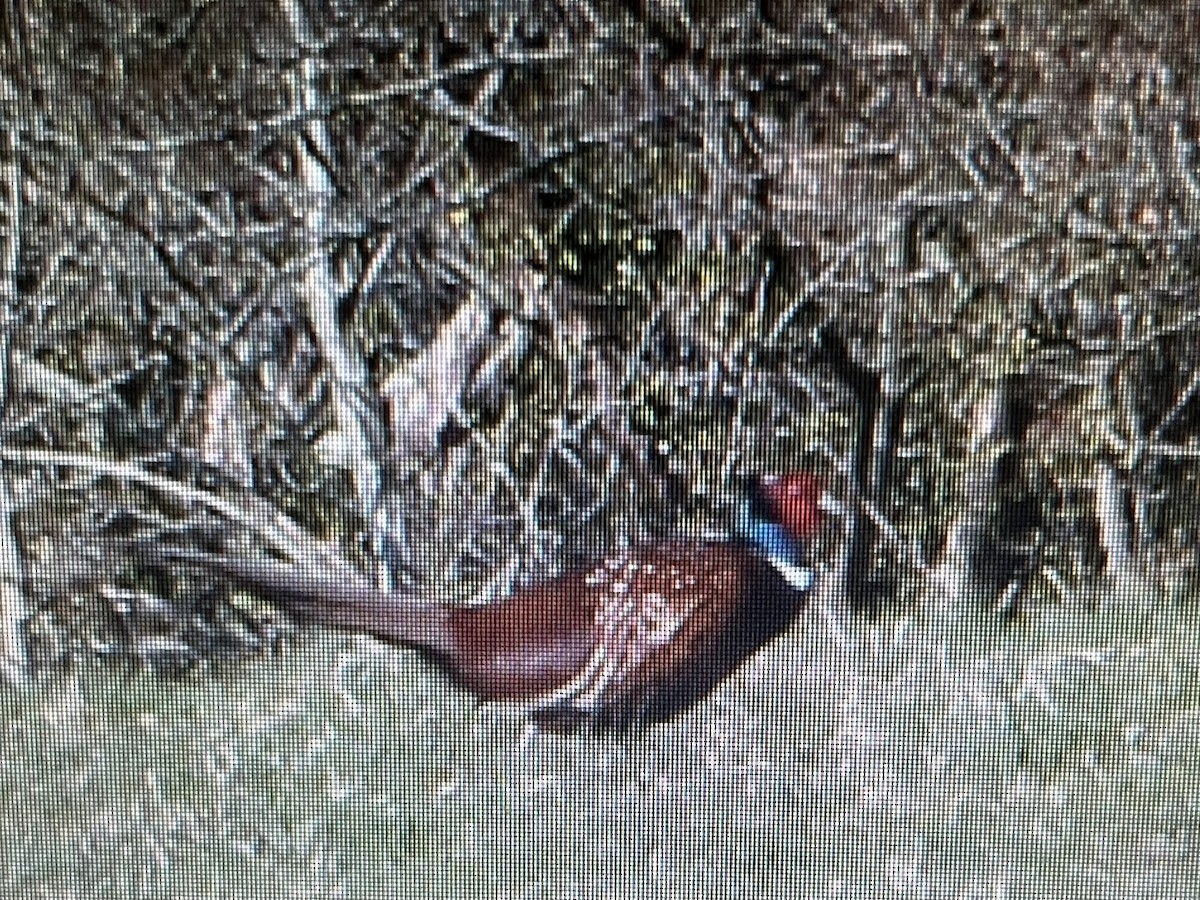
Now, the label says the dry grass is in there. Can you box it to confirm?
[3,594,1199,897]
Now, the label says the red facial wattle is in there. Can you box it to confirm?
[759,473,823,541]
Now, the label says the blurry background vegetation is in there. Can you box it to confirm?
[2,0,1200,896]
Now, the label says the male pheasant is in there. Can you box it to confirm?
[163,473,823,726]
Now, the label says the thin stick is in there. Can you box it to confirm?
[0,446,335,564]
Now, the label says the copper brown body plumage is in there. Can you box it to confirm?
[163,473,822,726]
[445,539,807,724]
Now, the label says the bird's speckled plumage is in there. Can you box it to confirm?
[159,473,823,726]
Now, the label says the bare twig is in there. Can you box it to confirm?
[1152,365,1200,440]
[0,446,343,567]
[382,298,494,457]
[0,468,28,681]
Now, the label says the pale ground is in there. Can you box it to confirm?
[2,587,1198,899]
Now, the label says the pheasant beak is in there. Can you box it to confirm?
[817,492,844,516]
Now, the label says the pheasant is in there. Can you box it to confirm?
[160,473,823,726]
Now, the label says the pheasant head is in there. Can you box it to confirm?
[735,472,824,592]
